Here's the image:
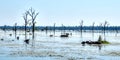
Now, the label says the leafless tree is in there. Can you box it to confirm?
[80,20,83,37]
[14,23,17,38]
[103,21,108,40]
[99,23,103,34]
[92,22,95,38]
[23,12,28,40]
[115,26,118,37]
[26,8,39,50]
[23,12,28,34]
[62,24,65,34]
[27,8,39,38]
[45,26,48,35]
[53,23,56,36]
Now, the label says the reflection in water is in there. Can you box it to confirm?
[82,44,102,50]
[31,35,35,54]
[98,44,102,50]
[1,30,120,60]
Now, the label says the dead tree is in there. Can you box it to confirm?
[115,27,118,37]
[80,20,83,37]
[92,22,95,39]
[3,25,6,32]
[53,23,56,36]
[99,23,102,35]
[62,24,65,34]
[23,12,28,40]
[103,21,108,40]
[14,23,17,38]
[27,8,39,38]
[45,26,48,35]
[27,8,39,49]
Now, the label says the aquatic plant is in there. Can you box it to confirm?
[98,35,110,44]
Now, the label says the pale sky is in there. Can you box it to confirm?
[0,0,120,26]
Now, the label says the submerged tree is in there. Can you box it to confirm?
[3,25,6,32]
[23,12,28,40]
[92,22,95,39]
[27,8,39,38]
[115,26,118,37]
[106,23,109,33]
[62,24,65,34]
[26,8,39,49]
[103,21,108,40]
[92,22,95,36]
[80,20,83,37]
[45,26,48,35]
[14,23,17,38]
[53,23,56,36]
[99,23,103,35]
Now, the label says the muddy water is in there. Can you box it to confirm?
[0,30,120,60]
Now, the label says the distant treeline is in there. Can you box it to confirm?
[0,25,120,31]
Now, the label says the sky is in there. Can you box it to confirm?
[0,0,120,26]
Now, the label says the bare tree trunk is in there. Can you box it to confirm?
[14,23,17,38]
[103,25,106,40]
[80,20,83,38]
[25,25,27,40]
[115,27,118,37]
[80,25,82,37]
[32,23,35,50]
[32,23,35,38]
[25,23,27,40]
[45,26,48,35]
[103,21,108,40]
[53,23,56,36]
[92,22,95,40]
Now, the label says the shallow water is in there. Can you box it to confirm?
[0,30,120,60]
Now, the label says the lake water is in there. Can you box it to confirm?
[0,30,120,60]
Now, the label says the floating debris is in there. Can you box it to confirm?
[24,39,30,44]
[9,34,12,36]
[49,35,53,37]
[60,33,69,37]
[1,38,4,41]
[17,36,19,40]
[81,41,101,45]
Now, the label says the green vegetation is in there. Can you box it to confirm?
[98,35,110,44]
[99,40,110,44]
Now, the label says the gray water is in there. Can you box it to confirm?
[0,30,120,60]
